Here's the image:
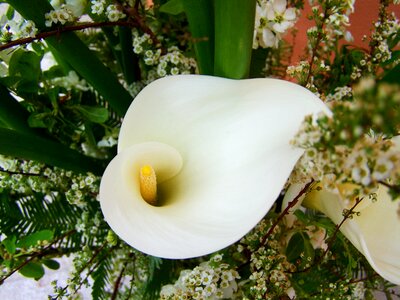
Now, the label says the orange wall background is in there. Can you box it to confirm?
[291,1,400,62]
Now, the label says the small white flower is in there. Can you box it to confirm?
[266,0,297,33]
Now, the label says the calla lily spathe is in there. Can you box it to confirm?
[99,75,329,259]
[284,183,400,285]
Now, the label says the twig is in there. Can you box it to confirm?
[0,167,47,178]
[0,230,76,285]
[259,180,315,248]
[293,196,364,274]
[111,260,128,300]
[0,21,139,52]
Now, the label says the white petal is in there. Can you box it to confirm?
[297,184,400,285]
[273,21,292,33]
[260,28,277,48]
[284,8,297,21]
[272,0,287,14]
[101,75,329,259]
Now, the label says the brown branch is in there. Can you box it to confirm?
[378,180,400,194]
[0,230,76,285]
[305,5,330,86]
[111,259,129,300]
[292,196,364,274]
[259,180,315,248]
[0,21,139,52]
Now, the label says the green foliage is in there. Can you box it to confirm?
[19,261,45,280]
[91,253,113,300]
[160,0,184,15]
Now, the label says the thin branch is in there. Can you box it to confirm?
[293,196,364,274]
[0,167,46,178]
[258,180,315,248]
[111,260,129,300]
[378,180,400,194]
[0,21,139,52]
[0,230,76,285]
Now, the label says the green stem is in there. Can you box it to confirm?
[0,128,105,175]
[183,0,214,75]
[214,0,256,79]
[7,0,132,117]
[118,26,140,84]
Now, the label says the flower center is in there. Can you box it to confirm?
[139,165,157,205]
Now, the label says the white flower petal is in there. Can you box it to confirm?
[287,183,400,285]
[272,0,287,14]
[273,21,292,33]
[284,8,297,21]
[260,28,277,48]
[101,75,329,259]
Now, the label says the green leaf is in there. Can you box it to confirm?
[2,236,16,254]
[42,259,60,270]
[286,232,305,262]
[19,262,45,280]
[0,128,105,175]
[8,48,41,93]
[214,0,256,79]
[160,0,184,15]
[27,112,53,128]
[183,0,214,75]
[382,63,400,84]
[75,105,109,124]
[7,0,133,117]
[6,5,14,19]
[0,84,37,135]
[17,230,54,249]
[249,48,270,78]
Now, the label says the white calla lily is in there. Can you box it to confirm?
[284,183,400,285]
[99,75,329,259]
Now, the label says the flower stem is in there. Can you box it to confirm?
[213,0,256,79]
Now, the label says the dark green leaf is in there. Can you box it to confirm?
[6,5,14,19]
[160,0,184,15]
[27,112,53,128]
[2,236,16,254]
[214,0,256,79]
[286,232,305,262]
[0,84,37,135]
[249,48,269,78]
[293,209,309,224]
[19,262,45,280]
[0,128,105,174]
[8,49,41,93]
[75,105,109,124]
[42,259,60,270]
[7,0,133,116]
[17,229,54,248]
[183,0,214,75]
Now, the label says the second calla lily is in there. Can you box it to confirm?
[99,75,329,259]
[284,183,400,285]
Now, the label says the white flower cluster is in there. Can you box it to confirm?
[253,0,297,48]
[52,71,89,91]
[160,254,240,300]
[132,31,197,81]
[156,46,197,78]
[132,31,160,64]
[325,86,353,102]
[91,0,106,15]
[45,5,76,27]
[106,4,126,22]
[1,19,38,42]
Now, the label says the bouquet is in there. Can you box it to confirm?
[0,0,399,299]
